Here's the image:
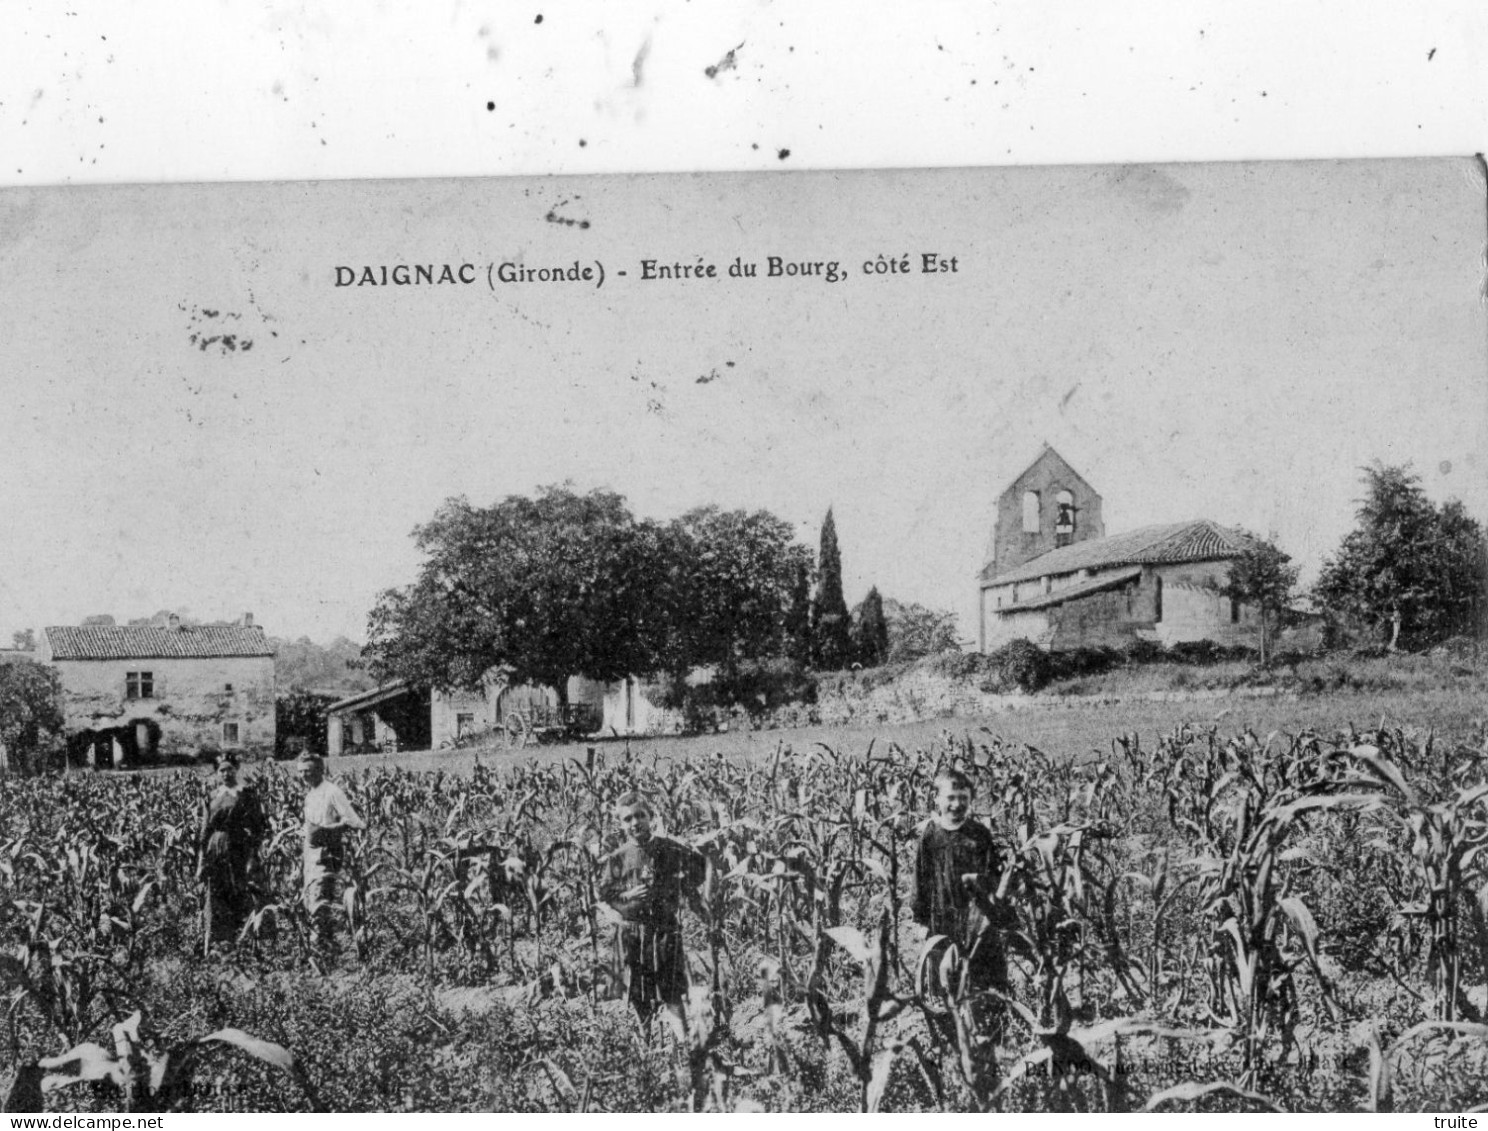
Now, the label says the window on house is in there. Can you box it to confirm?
[1154,576,1164,623]
[126,671,154,699]
[1230,596,1241,624]
[222,722,240,746]
[1022,491,1040,534]
[224,683,234,693]
[1055,490,1076,534]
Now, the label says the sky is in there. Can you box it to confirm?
[0,158,1484,645]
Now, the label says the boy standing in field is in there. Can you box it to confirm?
[913,769,1011,1033]
[598,791,707,1040]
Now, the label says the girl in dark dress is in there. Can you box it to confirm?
[196,755,267,950]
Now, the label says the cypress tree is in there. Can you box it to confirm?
[854,586,890,667]
[811,508,853,670]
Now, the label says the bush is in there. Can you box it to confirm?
[1051,646,1124,680]
[994,638,1053,693]
[1122,639,1164,666]
[660,658,818,731]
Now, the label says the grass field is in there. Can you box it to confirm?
[339,683,1485,778]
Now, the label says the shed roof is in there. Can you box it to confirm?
[44,624,274,660]
[993,565,1144,614]
[981,519,1254,586]
[325,680,418,714]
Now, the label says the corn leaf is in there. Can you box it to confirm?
[1143,1080,1283,1112]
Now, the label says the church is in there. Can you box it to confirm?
[978,446,1261,653]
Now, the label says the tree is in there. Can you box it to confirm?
[1221,533,1298,664]
[271,635,374,694]
[276,689,338,758]
[810,508,853,670]
[364,487,672,703]
[664,507,813,678]
[1315,464,1487,649]
[884,599,961,663]
[853,586,890,667]
[0,660,64,774]
[784,557,814,663]
[10,628,35,651]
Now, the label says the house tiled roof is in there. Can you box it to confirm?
[44,624,274,660]
[993,565,1144,614]
[326,680,414,714]
[981,520,1255,586]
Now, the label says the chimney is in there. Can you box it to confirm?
[242,612,254,627]
[168,613,181,632]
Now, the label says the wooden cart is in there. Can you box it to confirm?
[501,702,602,748]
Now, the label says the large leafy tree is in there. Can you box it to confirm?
[1314,464,1486,649]
[665,507,813,678]
[884,599,961,663]
[1221,533,1298,664]
[0,660,64,774]
[271,635,374,694]
[853,587,890,667]
[811,507,853,670]
[364,487,673,703]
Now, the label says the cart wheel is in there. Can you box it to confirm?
[503,714,527,749]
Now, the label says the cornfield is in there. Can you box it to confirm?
[5,722,1488,1112]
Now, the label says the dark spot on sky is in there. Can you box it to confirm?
[545,206,591,230]
[1428,47,1436,60]
[777,148,790,160]
[704,42,743,79]
[1440,459,1453,475]
[486,101,495,111]
[534,13,543,23]
[578,138,587,147]
[632,38,651,87]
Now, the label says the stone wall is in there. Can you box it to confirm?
[711,663,1288,733]
[987,448,1105,581]
[53,655,275,756]
[985,560,1261,653]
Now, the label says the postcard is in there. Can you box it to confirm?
[1,158,1485,1114]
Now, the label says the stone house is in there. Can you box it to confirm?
[979,447,1260,652]
[38,614,275,766]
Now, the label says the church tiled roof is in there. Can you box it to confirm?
[44,624,274,660]
[981,520,1255,586]
[995,565,1144,613]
